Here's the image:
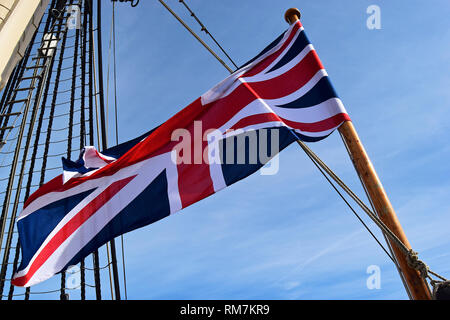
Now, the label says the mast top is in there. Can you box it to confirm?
[284,8,301,24]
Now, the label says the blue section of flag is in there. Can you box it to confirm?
[276,76,339,109]
[17,188,96,271]
[268,30,310,73]
[64,170,171,270]
[220,127,297,186]
[238,31,286,70]
[62,151,91,174]
[101,128,156,159]
[61,128,156,175]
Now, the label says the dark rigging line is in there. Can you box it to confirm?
[8,0,64,300]
[158,0,233,74]
[4,0,59,300]
[178,0,238,70]
[97,0,122,301]
[80,0,90,301]
[338,132,413,299]
[61,0,82,300]
[298,141,395,262]
[106,2,114,134]
[110,1,128,300]
[297,140,446,285]
[87,0,102,300]
[113,3,119,146]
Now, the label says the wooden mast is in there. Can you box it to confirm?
[284,8,431,300]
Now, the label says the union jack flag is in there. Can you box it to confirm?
[12,20,350,287]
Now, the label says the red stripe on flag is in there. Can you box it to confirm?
[176,125,215,208]
[177,161,215,209]
[250,50,323,100]
[200,51,323,133]
[23,175,63,209]
[229,112,350,133]
[281,113,351,132]
[12,175,136,287]
[229,113,282,131]
[242,21,302,78]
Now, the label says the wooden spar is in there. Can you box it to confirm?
[284,8,431,300]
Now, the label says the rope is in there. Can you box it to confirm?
[296,136,416,301]
[0,63,20,117]
[0,1,92,299]
[82,262,113,271]
[60,0,80,300]
[91,0,115,299]
[112,4,119,147]
[0,134,81,155]
[0,0,80,299]
[158,0,233,73]
[109,2,128,300]
[98,0,123,301]
[178,0,238,70]
[79,1,90,300]
[2,285,86,298]
[0,57,27,123]
[105,242,114,300]
[295,139,448,287]
[0,62,48,297]
[5,58,55,298]
[299,140,396,262]
[343,137,414,299]
[0,49,31,141]
[80,2,88,150]
[7,1,64,300]
[67,8,80,161]
[39,16,70,189]
[87,0,102,299]
[0,26,54,297]
[105,2,114,136]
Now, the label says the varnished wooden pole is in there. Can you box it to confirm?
[285,8,431,300]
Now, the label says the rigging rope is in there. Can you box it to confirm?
[0,27,54,297]
[79,0,90,300]
[178,0,238,70]
[2,0,101,300]
[7,2,64,299]
[295,140,448,290]
[158,0,233,73]
[110,2,128,300]
[0,46,38,300]
[60,0,81,300]
[2,0,104,300]
[87,0,102,299]
[299,141,396,263]
[338,133,414,299]
[92,0,117,299]
[105,4,114,135]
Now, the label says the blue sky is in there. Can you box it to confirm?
[18,0,450,299]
